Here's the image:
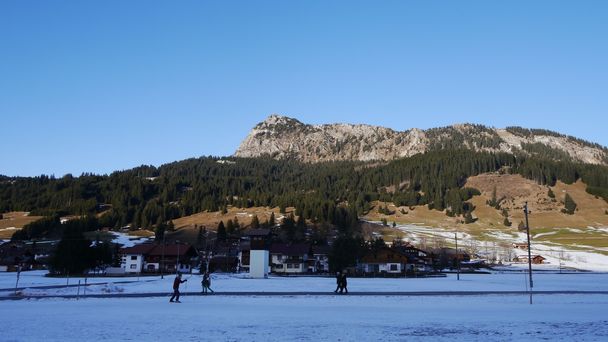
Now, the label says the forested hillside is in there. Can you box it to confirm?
[3,150,608,241]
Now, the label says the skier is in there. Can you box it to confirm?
[339,270,348,294]
[333,271,341,293]
[201,271,214,294]
[170,272,187,303]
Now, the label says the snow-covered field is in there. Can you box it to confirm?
[393,223,608,272]
[2,271,608,341]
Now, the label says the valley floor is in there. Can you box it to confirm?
[2,271,608,341]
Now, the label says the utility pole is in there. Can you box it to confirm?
[455,232,460,281]
[176,240,180,275]
[524,202,533,304]
[161,232,166,279]
[14,266,21,295]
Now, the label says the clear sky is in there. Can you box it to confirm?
[1,1,607,177]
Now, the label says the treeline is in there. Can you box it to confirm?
[4,150,608,242]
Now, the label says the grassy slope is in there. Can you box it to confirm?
[0,212,44,239]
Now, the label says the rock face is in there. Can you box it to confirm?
[235,114,608,165]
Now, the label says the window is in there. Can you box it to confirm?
[130,265,137,269]
[131,256,137,260]
[390,264,398,271]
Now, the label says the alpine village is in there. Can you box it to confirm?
[2,115,608,280]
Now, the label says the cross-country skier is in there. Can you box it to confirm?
[201,271,214,294]
[334,271,341,293]
[339,270,348,294]
[170,272,187,303]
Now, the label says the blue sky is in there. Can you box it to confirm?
[1,1,607,177]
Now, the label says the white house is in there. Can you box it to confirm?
[269,243,310,274]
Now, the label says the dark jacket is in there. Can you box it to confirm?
[340,274,348,287]
[173,276,186,290]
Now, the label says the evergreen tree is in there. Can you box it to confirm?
[503,217,512,227]
[548,188,555,199]
[50,227,93,275]
[328,236,366,272]
[154,222,166,242]
[518,220,526,231]
[268,212,276,227]
[563,193,577,215]
[226,219,235,234]
[280,213,296,242]
[217,221,227,241]
[196,226,206,248]
[251,215,260,229]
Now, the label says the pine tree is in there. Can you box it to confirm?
[217,221,227,241]
[226,219,235,234]
[503,217,512,227]
[269,212,276,227]
[251,215,260,229]
[518,220,526,231]
[563,193,577,215]
[196,226,205,248]
[50,227,93,275]
[154,222,166,241]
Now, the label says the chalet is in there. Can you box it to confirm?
[358,247,409,274]
[393,244,433,272]
[237,240,251,273]
[270,243,310,274]
[120,243,198,274]
[0,241,34,272]
[513,255,546,264]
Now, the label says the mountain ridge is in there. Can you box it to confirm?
[235,114,608,165]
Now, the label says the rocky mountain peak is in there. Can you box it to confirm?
[235,115,608,165]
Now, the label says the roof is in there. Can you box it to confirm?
[121,244,156,255]
[269,243,310,256]
[311,245,331,255]
[244,229,271,237]
[121,243,196,257]
[360,247,408,264]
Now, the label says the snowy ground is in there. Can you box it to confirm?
[393,223,608,272]
[2,271,608,341]
[2,292,608,341]
[3,270,608,297]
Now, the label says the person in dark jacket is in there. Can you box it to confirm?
[339,270,348,294]
[334,271,341,293]
[170,272,187,302]
[201,271,214,294]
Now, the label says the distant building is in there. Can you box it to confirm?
[246,229,271,278]
[358,247,409,274]
[120,243,198,274]
[513,255,546,264]
[269,243,311,274]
